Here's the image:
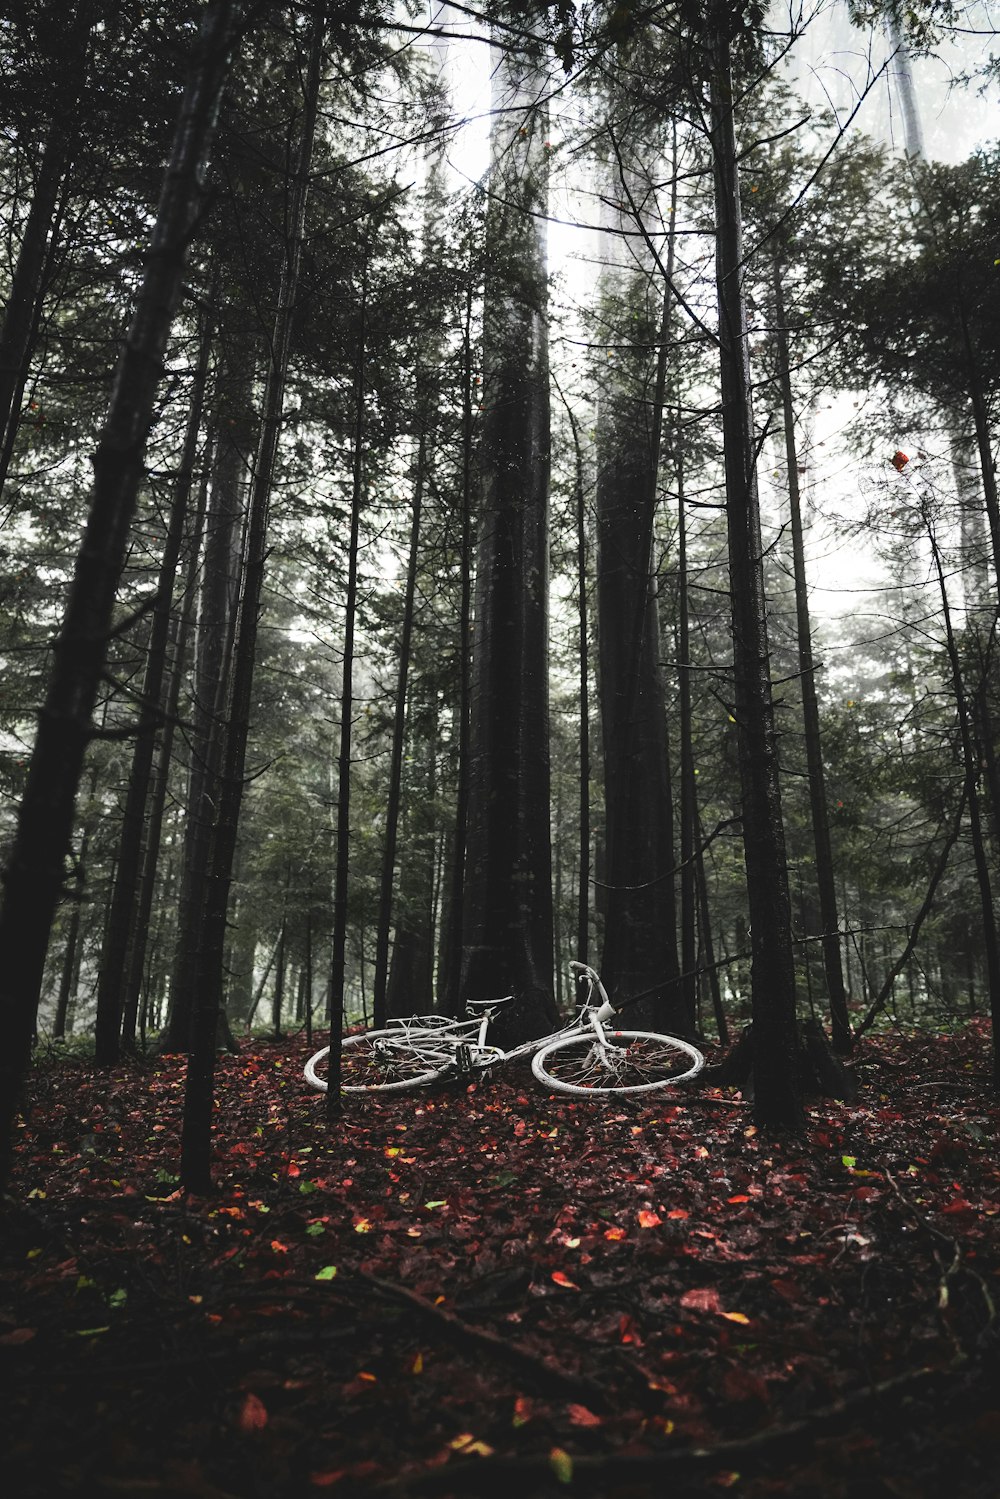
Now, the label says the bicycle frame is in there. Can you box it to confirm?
[374,962,620,1078]
[302,960,703,1096]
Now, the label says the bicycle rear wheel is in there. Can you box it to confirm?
[531,1029,703,1097]
[304,1031,451,1094]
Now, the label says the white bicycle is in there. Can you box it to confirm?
[303,962,704,1099]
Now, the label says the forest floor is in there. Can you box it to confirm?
[2,1025,999,1499]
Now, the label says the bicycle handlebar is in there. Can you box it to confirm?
[568,960,616,1022]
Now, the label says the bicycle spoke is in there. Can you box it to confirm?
[531,1030,704,1096]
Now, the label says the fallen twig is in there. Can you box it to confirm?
[358,1270,610,1411]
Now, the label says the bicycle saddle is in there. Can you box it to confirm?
[464,994,514,1012]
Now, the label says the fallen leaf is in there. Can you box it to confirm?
[680,1287,723,1313]
[239,1392,268,1432]
[550,1448,574,1484]
[567,1404,602,1427]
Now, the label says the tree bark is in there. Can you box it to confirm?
[324,252,366,1122]
[0,122,69,501]
[181,14,323,1187]
[439,280,475,1017]
[121,444,212,1049]
[594,137,682,1028]
[95,311,212,1062]
[460,27,555,1041]
[772,259,851,1054]
[708,12,802,1130]
[373,422,426,1027]
[925,516,1000,1086]
[0,0,240,1188]
[163,334,252,1050]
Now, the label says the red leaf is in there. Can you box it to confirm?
[637,1209,662,1229]
[238,1392,268,1432]
[551,1270,579,1290]
[680,1287,722,1313]
[566,1404,603,1428]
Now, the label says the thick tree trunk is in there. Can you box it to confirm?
[596,152,682,1029]
[709,14,802,1130]
[772,260,851,1054]
[460,32,555,1041]
[95,313,212,1062]
[0,0,239,1187]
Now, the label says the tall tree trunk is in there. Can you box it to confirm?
[677,444,698,1029]
[572,405,591,970]
[693,801,728,1045]
[926,517,1000,1086]
[708,12,802,1129]
[439,280,475,1016]
[324,254,367,1122]
[372,422,426,1027]
[272,918,287,1039]
[887,19,926,159]
[53,814,93,1040]
[385,732,437,1023]
[0,0,239,1187]
[551,375,590,970]
[163,337,252,1050]
[0,123,70,502]
[121,445,212,1048]
[95,312,212,1062]
[596,134,683,1029]
[460,29,555,1040]
[772,258,851,1054]
[181,15,323,1187]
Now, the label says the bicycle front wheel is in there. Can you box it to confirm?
[531,1029,704,1097]
[304,1031,451,1094]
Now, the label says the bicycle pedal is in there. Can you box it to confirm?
[456,1043,473,1075]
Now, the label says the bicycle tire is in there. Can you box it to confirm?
[530,1029,704,1097]
[304,1031,452,1094]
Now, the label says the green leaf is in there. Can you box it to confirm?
[306,1223,326,1237]
[315,1266,338,1281]
[424,1200,447,1210]
[549,1448,573,1484]
[109,1289,127,1309]
[298,1180,318,1195]
[75,1326,110,1337]
[841,1155,856,1170]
